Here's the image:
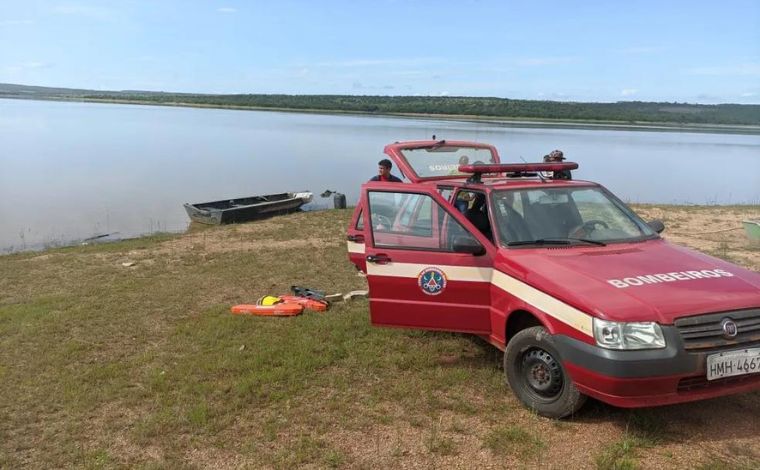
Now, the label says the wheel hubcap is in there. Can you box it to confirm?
[522,348,563,399]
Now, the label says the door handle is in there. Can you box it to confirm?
[347,234,365,243]
[366,254,391,264]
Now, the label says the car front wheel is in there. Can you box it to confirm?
[504,326,587,418]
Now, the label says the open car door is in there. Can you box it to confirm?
[360,182,495,333]
[346,204,367,272]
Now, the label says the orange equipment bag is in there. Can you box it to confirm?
[230,303,304,317]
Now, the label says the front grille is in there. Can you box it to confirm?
[677,372,760,392]
[675,308,760,352]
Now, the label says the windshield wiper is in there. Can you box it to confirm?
[507,239,571,246]
[563,237,606,246]
[507,237,606,247]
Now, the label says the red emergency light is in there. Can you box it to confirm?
[459,162,578,174]
[459,162,579,183]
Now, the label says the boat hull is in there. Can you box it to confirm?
[743,220,760,242]
[184,192,313,225]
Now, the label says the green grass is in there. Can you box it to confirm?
[483,424,546,460]
[425,421,458,456]
[0,209,512,466]
[596,436,645,470]
[595,409,667,470]
[697,455,760,470]
[1,206,758,467]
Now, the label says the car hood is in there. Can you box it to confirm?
[498,239,760,324]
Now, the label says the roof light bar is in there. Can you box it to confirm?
[459,162,579,183]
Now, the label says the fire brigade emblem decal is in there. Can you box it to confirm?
[418,267,447,296]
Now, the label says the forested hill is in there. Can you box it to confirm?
[2,83,759,126]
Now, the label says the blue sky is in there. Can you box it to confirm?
[1,0,758,103]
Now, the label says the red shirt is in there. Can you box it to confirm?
[370,174,403,182]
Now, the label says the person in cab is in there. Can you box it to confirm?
[543,149,572,180]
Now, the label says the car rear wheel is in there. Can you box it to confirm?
[504,326,586,418]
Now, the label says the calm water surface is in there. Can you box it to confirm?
[1,99,759,252]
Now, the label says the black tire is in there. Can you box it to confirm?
[504,326,587,419]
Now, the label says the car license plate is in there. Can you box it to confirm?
[706,347,760,381]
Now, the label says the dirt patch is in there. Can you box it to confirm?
[320,407,625,469]
[20,253,57,263]
[634,205,760,271]
[138,218,340,258]
[148,236,339,257]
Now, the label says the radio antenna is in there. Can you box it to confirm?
[519,156,546,182]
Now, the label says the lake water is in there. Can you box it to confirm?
[1,98,759,252]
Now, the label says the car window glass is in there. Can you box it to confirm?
[355,208,364,230]
[399,146,497,178]
[453,190,493,241]
[571,188,642,234]
[454,190,474,213]
[492,187,654,245]
[368,191,480,251]
[437,187,453,201]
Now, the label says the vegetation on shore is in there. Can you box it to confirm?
[2,82,760,128]
[0,205,758,468]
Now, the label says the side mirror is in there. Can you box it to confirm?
[648,219,665,234]
[452,236,486,256]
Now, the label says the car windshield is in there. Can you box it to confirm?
[400,146,497,178]
[491,186,656,247]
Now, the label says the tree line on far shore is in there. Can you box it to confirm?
[1,83,758,125]
[79,93,760,125]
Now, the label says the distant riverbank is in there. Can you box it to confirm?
[6,94,760,135]
[3,82,760,134]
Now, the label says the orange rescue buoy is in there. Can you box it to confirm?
[231,303,304,317]
[278,295,329,312]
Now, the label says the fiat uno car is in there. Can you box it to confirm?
[346,140,760,418]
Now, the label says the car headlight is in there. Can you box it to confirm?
[593,318,666,350]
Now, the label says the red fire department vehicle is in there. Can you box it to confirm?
[346,139,760,418]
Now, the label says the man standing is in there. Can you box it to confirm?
[369,159,403,182]
[543,149,572,180]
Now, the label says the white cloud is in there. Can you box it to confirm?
[391,70,425,77]
[3,62,49,74]
[313,58,443,68]
[621,88,638,97]
[687,63,760,76]
[515,56,576,66]
[323,59,393,67]
[217,7,237,13]
[535,92,571,100]
[740,92,757,97]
